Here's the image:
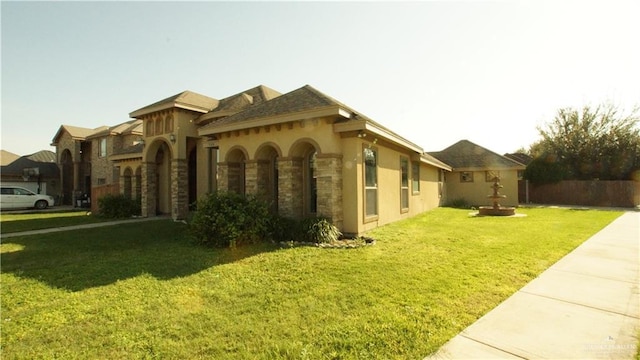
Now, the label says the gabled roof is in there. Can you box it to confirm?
[50,125,109,146]
[197,85,282,123]
[26,150,56,163]
[197,84,450,170]
[86,119,143,140]
[0,150,20,166]
[129,90,219,118]
[199,85,341,130]
[0,153,59,178]
[428,140,525,170]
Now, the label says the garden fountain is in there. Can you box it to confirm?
[478,176,516,216]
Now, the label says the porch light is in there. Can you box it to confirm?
[170,133,176,143]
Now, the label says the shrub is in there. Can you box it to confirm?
[97,194,141,218]
[267,215,304,243]
[189,192,271,248]
[303,217,342,244]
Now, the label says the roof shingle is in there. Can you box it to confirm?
[428,140,525,169]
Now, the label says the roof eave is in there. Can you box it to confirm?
[109,153,143,162]
[333,118,424,154]
[130,102,211,118]
[420,155,452,171]
[198,106,347,137]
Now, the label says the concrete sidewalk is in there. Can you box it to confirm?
[0,216,171,239]
[426,211,639,359]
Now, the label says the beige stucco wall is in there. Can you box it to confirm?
[444,169,520,207]
[352,140,443,235]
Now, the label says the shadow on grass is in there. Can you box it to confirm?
[1,220,277,292]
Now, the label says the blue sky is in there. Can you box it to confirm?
[2,1,639,157]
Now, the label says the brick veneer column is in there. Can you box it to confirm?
[244,160,258,195]
[141,161,156,217]
[218,163,229,191]
[316,154,343,230]
[172,158,188,220]
[278,157,303,218]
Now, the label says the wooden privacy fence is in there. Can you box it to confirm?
[91,184,120,213]
[521,180,640,208]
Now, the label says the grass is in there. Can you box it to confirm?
[0,207,623,359]
[0,211,112,233]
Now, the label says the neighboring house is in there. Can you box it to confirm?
[1,150,20,166]
[0,150,60,201]
[50,120,143,207]
[428,140,526,207]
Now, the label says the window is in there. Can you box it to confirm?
[99,138,107,158]
[97,178,106,185]
[460,171,473,182]
[364,147,378,217]
[412,161,420,193]
[400,157,409,210]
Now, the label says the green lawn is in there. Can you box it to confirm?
[0,208,622,359]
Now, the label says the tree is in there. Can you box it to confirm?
[533,104,640,180]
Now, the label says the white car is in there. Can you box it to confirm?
[0,186,55,210]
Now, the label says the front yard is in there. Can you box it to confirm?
[0,208,622,359]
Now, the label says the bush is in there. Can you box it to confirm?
[189,192,271,248]
[303,217,342,244]
[267,215,304,243]
[98,194,141,218]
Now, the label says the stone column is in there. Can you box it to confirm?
[278,157,303,219]
[217,163,229,192]
[316,154,343,230]
[141,161,156,217]
[73,161,81,206]
[244,160,258,195]
[172,158,188,220]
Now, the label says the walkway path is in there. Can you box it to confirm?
[1,216,171,239]
[426,211,639,359]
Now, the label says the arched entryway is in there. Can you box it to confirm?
[289,140,319,218]
[154,142,172,215]
[255,144,281,213]
[123,167,133,199]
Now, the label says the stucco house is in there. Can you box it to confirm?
[428,140,526,207]
[116,84,451,235]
